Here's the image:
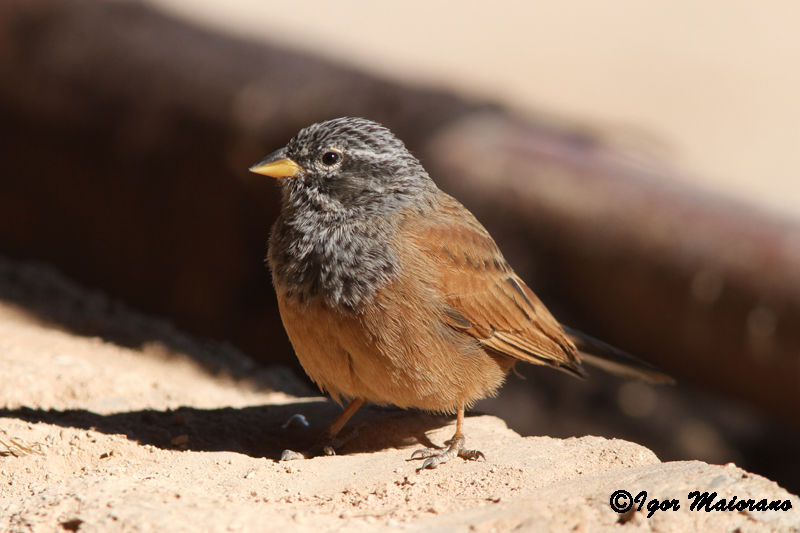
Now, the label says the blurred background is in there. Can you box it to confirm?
[1,0,798,492]
[151,0,800,219]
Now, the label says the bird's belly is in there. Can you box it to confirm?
[275,289,511,414]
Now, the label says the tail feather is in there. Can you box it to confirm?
[563,326,675,385]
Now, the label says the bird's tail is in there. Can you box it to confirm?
[562,326,675,385]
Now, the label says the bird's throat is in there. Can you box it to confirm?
[268,211,399,310]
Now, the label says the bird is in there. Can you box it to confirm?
[250,117,673,469]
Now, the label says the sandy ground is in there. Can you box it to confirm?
[1,263,798,532]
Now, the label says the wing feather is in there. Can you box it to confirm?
[402,195,585,378]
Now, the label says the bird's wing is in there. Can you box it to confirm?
[402,195,586,378]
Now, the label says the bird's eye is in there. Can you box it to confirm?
[321,151,341,166]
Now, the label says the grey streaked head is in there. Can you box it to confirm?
[251,117,435,217]
[250,118,439,309]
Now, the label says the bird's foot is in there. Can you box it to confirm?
[279,443,335,461]
[280,423,364,461]
[409,434,485,470]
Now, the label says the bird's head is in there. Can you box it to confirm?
[250,117,433,215]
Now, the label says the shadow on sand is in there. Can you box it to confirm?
[0,401,469,461]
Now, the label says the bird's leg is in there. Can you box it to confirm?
[280,397,365,461]
[410,408,485,469]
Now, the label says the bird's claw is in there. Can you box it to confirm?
[281,414,310,429]
[280,441,337,462]
[410,434,485,470]
[280,449,307,461]
[458,449,485,461]
[409,448,439,460]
